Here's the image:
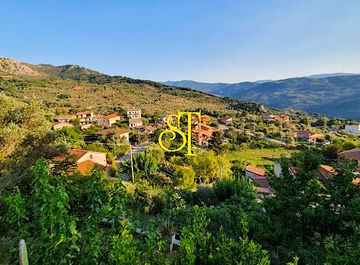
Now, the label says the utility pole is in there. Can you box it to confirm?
[129,143,135,183]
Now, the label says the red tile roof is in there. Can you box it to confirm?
[200,115,212,122]
[106,114,121,119]
[76,160,97,175]
[352,178,360,185]
[76,111,92,115]
[319,164,336,179]
[68,149,88,160]
[250,176,270,188]
[320,164,335,172]
[339,148,360,160]
[246,165,266,176]
[53,149,87,163]
[56,114,75,119]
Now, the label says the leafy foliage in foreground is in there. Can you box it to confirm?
[253,151,360,264]
[0,159,269,264]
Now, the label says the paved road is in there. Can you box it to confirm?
[118,141,152,162]
[262,136,288,146]
[116,141,152,180]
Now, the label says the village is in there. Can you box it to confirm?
[51,108,360,199]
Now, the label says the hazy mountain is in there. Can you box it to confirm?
[2,58,358,120]
[305,73,358,79]
[162,80,229,92]
[164,74,360,120]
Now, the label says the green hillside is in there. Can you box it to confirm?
[0,58,263,116]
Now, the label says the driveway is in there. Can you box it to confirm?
[118,141,152,162]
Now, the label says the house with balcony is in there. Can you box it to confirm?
[127,109,142,119]
[76,111,94,125]
[55,114,76,123]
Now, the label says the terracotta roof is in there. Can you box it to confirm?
[250,176,270,188]
[320,164,335,172]
[352,178,360,185]
[106,114,121,119]
[76,160,97,175]
[53,149,87,163]
[246,165,266,176]
[339,148,360,160]
[96,128,130,136]
[68,149,88,160]
[76,111,92,115]
[319,164,336,179]
[200,115,211,122]
[56,114,75,119]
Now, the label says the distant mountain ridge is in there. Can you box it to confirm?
[1,58,358,120]
[162,80,229,92]
[0,58,265,115]
[163,73,360,120]
[0,58,104,80]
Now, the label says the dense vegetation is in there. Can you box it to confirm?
[0,59,360,264]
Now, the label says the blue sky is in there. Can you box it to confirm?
[1,0,360,82]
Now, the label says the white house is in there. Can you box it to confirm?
[74,150,107,167]
[76,111,94,125]
[54,149,108,175]
[127,109,142,119]
[129,118,143,128]
[345,124,360,134]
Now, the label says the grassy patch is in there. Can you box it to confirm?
[227,148,294,167]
